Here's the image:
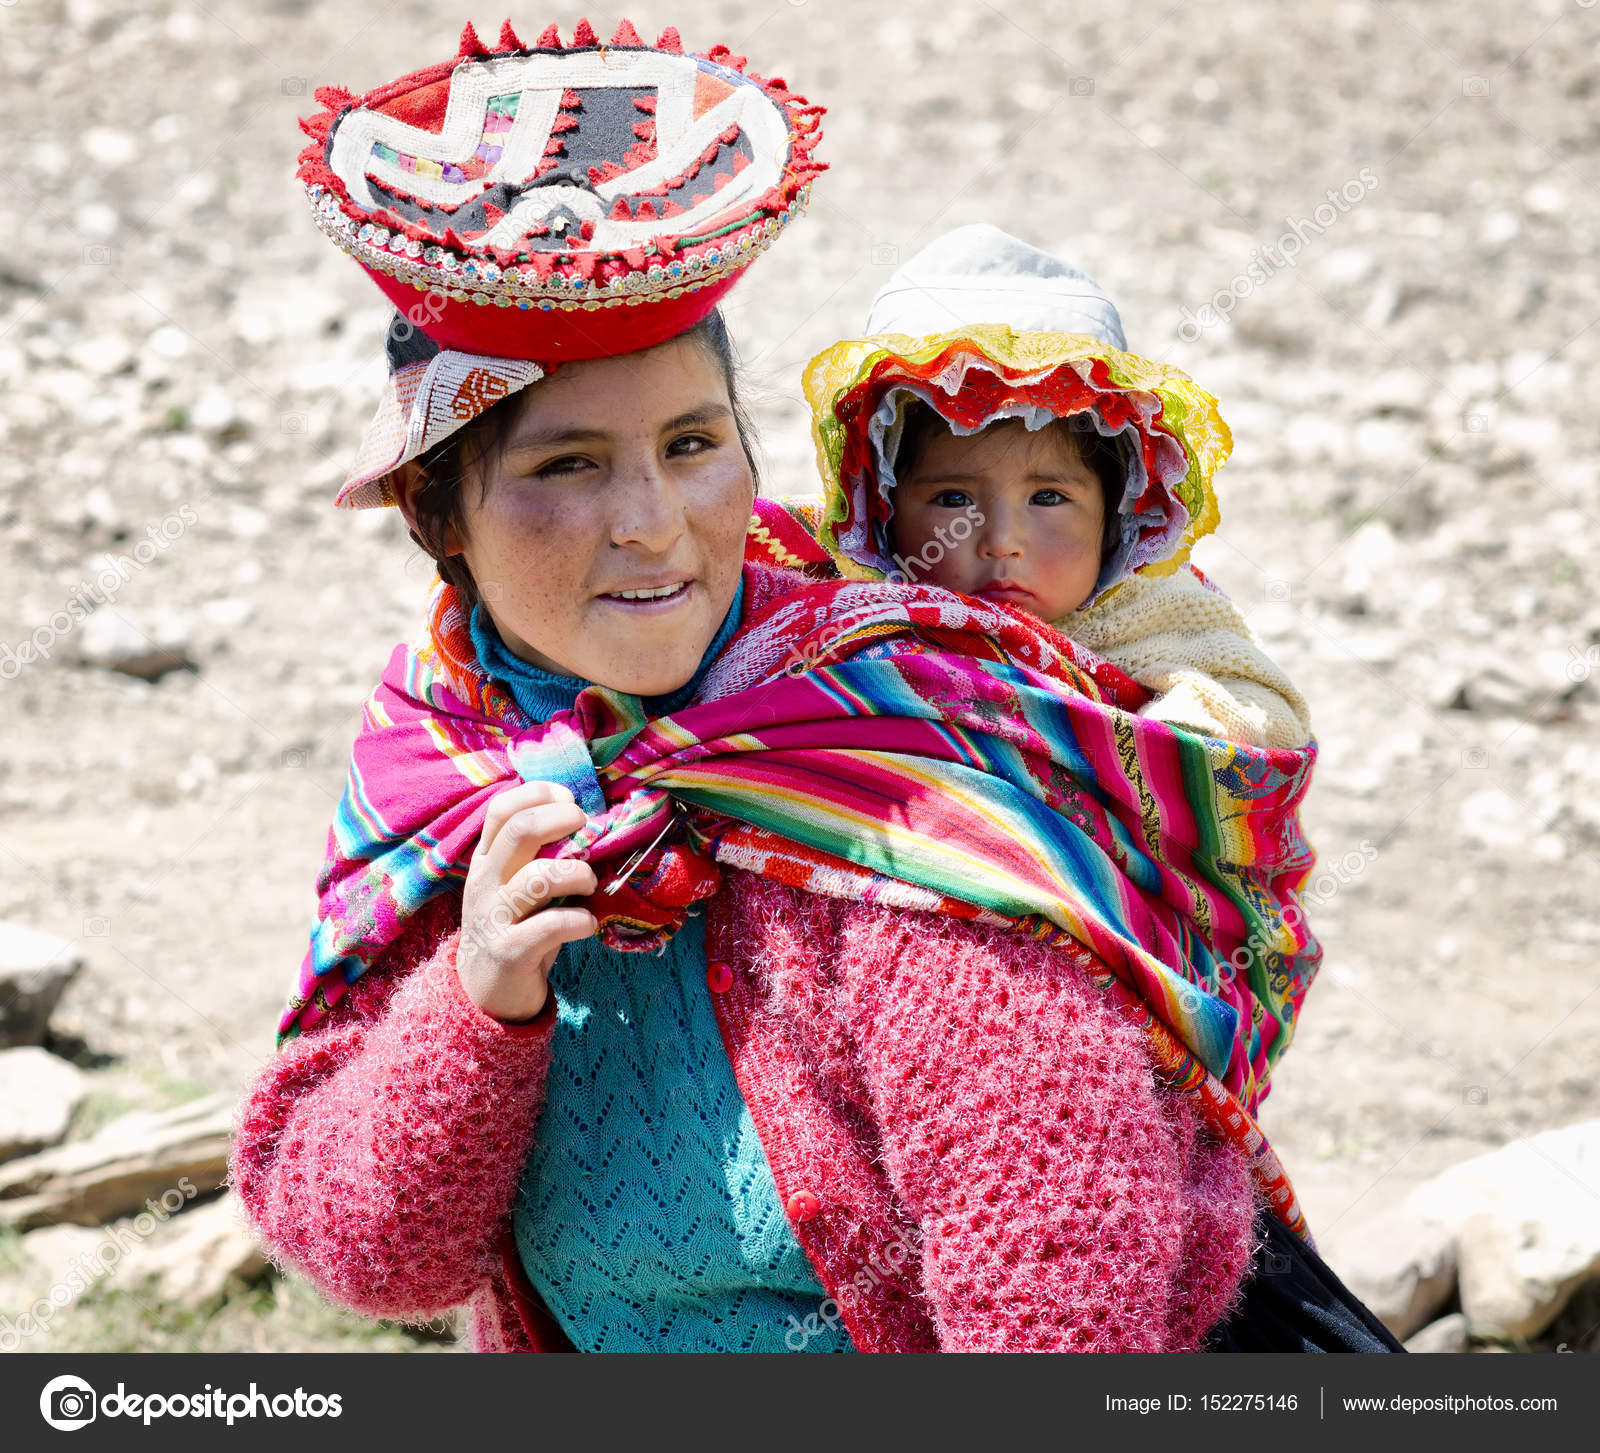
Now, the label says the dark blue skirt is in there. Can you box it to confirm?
[1206,1207,1406,1353]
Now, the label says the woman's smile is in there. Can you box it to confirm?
[595,579,696,611]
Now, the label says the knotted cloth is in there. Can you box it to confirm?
[281,572,1321,1240]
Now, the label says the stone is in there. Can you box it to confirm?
[0,923,84,1047]
[147,326,190,361]
[18,1223,109,1288]
[190,386,239,438]
[77,608,193,682]
[1360,369,1430,416]
[77,203,119,239]
[1523,184,1563,216]
[1319,247,1378,286]
[1351,418,1420,463]
[1441,667,1553,720]
[81,486,122,534]
[1459,789,1530,849]
[119,1193,268,1307]
[1479,211,1520,247]
[0,1093,233,1229]
[1339,519,1398,596]
[65,335,136,379]
[0,1049,88,1162]
[0,1224,109,1344]
[200,596,255,629]
[1284,415,1347,460]
[1362,276,1403,330]
[1404,1312,1469,1354]
[1327,1205,1458,1340]
[82,128,137,167]
[1405,1120,1600,1342]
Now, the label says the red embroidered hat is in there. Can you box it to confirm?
[298,18,825,362]
[300,19,825,507]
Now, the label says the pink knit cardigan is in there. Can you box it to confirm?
[230,565,1260,1353]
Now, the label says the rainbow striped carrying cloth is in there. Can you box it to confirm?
[281,571,1321,1241]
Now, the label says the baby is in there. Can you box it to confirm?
[806,224,1311,751]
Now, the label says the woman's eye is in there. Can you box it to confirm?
[534,454,594,479]
[666,433,716,458]
[1031,488,1066,506]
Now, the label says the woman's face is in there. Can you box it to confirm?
[399,334,755,697]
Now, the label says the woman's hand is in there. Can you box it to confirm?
[456,781,599,1022]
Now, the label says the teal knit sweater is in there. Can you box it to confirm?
[470,590,854,1353]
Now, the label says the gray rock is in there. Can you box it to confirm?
[0,923,84,1047]
[0,1093,233,1229]
[18,1222,109,1288]
[190,386,240,439]
[200,596,254,630]
[82,127,137,168]
[1406,1120,1600,1342]
[1459,789,1531,850]
[77,608,193,681]
[0,1048,88,1162]
[119,1193,268,1308]
[1328,1206,1458,1340]
[0,1223,108,1336]
[1404,1312,1469,1354]
[1440,666,1567,721]
[65,335,136,379]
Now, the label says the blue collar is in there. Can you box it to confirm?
[468,577,746,727]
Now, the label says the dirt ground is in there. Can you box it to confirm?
[2,0,1598,1346]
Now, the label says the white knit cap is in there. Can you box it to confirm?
[864,224,1126,348]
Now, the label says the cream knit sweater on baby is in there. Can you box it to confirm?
[1052,565,1313,751]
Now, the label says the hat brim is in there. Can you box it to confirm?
[336,350,545,509]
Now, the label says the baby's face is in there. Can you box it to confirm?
[888,418,1106,620]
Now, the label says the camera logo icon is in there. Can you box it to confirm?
[40,1375,97,1430]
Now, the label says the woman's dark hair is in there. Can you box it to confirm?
[894,398,1126,566]
[403,307,761,613]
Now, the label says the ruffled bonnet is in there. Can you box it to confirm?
[803,225,1231,610]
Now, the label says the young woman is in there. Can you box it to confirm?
[231,21,1392,1353]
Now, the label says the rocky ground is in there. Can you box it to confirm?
[1,0,1597,1351]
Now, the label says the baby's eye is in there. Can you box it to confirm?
[930,489,972,508]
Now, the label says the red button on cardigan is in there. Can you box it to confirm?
[706,959,734,993]
[786,1189,821,1222]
